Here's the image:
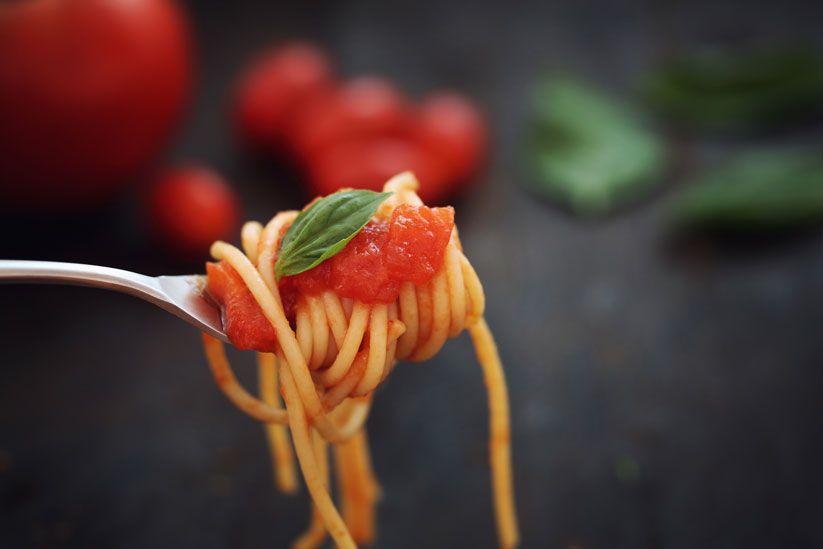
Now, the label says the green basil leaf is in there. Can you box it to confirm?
[526,77,665,216]
[672,149,823,229]
[275,190,393,281]
[642,48,823,133]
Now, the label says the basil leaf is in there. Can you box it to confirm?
[672,149,823,229]
[642,48,823,133]
[275,190,392,281]
[526,77,665,216]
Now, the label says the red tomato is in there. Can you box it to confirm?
[306,136,452,204]
[146,165,240,258]
[416,93,488,182]
[0,0,192,211]
[206,261,277,352]
[328,222,400,303]
[385,205,454,285]
[233,42,333,153]
[291,77,414,162]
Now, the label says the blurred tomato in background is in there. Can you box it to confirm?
[0,0,192,211]
[416,93,487,183]
[306,136,452,203]
[230,42,489,205]
[233,42,333,154]
[144,164,240,258]
[290,76,414,160]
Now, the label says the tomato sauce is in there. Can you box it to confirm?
[206,204,454,351]
[206,261,278,352]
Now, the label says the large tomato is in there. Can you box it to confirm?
[0,0,192,211]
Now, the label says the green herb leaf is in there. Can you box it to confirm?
[275,190,393,281]
[672,149,823,229]
[642,47,823,133]
[527,77,665,216]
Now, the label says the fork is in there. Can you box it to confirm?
[0,259,228,342]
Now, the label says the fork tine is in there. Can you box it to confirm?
[156,275,228,343]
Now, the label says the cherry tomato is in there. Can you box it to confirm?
[306,137,452,204]
[416,93,488,182]
[291,77,414,163]
[0,0,192,211]
[233,42,333,153]
[145,165,240,258]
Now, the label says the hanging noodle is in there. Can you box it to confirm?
[201,172,519,548]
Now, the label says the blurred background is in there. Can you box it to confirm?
[1,0,823,547]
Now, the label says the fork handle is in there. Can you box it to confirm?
[0,259,228,342]
[0,259,164,301]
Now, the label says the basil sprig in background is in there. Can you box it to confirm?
[527,78,665,216]
[672,149,823,230]
[275,190,392,281]
[642,47,823,133]
[527,52,823,232]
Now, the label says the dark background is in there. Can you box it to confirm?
[2,0,823,547]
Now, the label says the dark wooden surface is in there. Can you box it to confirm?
[2,1,823,547]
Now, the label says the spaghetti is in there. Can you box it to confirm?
[201,172,518,548]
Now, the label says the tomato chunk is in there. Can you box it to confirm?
[385,205,454,285]
[206,261,277,352]
[328,222,400,303]
[291,258,331,295]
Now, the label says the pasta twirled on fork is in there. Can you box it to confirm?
[202,172,518,548]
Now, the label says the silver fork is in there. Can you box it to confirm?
[0,260,228,342]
